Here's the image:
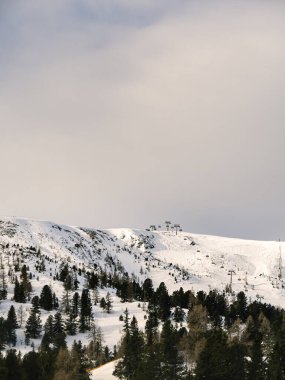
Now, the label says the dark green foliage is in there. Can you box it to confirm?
[53,312,66,350]
[159,319,187,380]
[156,282,171,321]
[173,306,185,323]
[71,292,80,317]
[25,303,42,340]
[79,289,92,332]
[65,313,77,336]
[5,349,22,380]
[59,263,69,282]
[0,318,8,351]
[142,278,154,301]
[195,329,231,380]
[39,285,53,311]
[6,306,17,346]
[14,277,26,303]
[22,351,44,380]
[113,314,145,379]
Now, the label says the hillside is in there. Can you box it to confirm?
[0,216,285,378]
[0,216,284,306]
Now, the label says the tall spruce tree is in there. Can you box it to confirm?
[113,313,144,379]
[39,285,53,311]
[7,306,17,346]
[79,289,92,332]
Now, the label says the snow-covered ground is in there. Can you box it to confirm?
[1,216,285,359]
[90,360,117,380]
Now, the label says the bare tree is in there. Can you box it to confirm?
[17,305,27,328]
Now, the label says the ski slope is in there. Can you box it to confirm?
[0,216,285,360]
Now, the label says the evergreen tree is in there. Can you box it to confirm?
[65,313,77,336]
[20,265,32,300]
[113,315,144,379]
[14,277,26,303]
[22,351,43,380]
[156,282,171,321]
[0,266,8,300]
[25,307,42,340]
[41,315,54,350]
[145,309,159,347]
[105,292,113,314]
[195,329,231,380]
[39,285,53,311]
[7,306,17,346]
[52,292,59,309]
[242,315,265,379]
[0,317,8,350]
[5,349,22,380]
[79,289,92,332]
[31,296,41,314]
[159,320,187,380]
[142,278,154,301]
[71,292,80,318]
[268,313,285,379]
[100,297,106,311]
[53,312,66,350]
[7,306,18,330]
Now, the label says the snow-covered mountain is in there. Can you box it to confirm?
[1,215,285,378]
[0,217,285,307]
[0,216,284,307]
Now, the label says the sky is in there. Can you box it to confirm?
[0,0,285,240]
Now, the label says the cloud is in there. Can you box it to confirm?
[0,0,285,239]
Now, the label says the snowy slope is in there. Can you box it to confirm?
[0,216,285,306]
[0,216,285,359]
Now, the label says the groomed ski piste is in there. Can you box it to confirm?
[0,216,284,378]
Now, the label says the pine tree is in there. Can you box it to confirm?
[42,315,54,349]
[113,314,144,379]
[0,317,8,350]
[52,292,59,309]
[156,282,171,321]
[159,320,187,380]
[39,285,53,311]
[7,306,18,330]
[31,296,41,314]
[195,329,231,380]
[7,306,17,346]
[14,277,25,303]
[0,266,7,300]
[25,305,42,340]
[145,309,159,347]
[65,313,77,336]
[79,289,92,332]
[53,312,66,350]
[241,315,265,379]
[100,297,106,311]
[105,292,113,314]
[22,350,43,380]
[20,265,32,300]
[142,278,154,301]
[71,292,80,318]
[267,312,285,379]
[5,349,22,380]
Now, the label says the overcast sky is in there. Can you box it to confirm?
[1,0,285,240]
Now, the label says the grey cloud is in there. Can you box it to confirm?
[0,1,285,239]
